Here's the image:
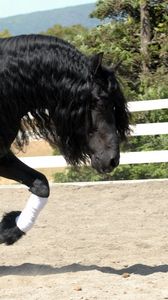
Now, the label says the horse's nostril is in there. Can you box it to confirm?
[110,157,119,168]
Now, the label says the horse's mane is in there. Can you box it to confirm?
[0,35,129,165]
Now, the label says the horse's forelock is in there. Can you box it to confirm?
[92,66,130,140]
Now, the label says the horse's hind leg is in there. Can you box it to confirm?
[0,151,50,245]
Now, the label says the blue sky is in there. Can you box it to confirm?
[0,0,96,18]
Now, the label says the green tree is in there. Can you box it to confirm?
[91,0,168,73]
[90,0,140,20]
[0,29,11,38]
[140,0,151,73]
[43,24,88,43]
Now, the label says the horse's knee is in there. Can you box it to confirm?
[29,175,50,197]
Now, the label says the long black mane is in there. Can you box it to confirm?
[0,34,129,164]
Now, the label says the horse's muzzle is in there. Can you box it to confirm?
[91,154,120,174]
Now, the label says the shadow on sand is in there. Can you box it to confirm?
[0,263,168,277]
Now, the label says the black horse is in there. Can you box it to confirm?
[0,34,129,245]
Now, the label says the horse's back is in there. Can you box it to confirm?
[0,34,80,57]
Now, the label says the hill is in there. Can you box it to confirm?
[0,3,100,36]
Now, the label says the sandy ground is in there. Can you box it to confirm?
[0,180,168,300]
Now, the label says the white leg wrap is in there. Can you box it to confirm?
[16,194,48,233]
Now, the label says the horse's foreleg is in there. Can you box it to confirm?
[0,151,50,245]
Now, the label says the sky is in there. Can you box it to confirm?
[0,0,96,18]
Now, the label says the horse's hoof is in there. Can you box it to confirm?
[0,211,25,245]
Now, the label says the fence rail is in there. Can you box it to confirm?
[128,98,168,112]
[20,150,168,169]
[18,99,168,168]
[130,122,168,136]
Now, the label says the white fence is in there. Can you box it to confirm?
[19,99,168,168]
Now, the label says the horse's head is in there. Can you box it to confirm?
[87,53,130,174]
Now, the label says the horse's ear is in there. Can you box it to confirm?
[90,52,104,75]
